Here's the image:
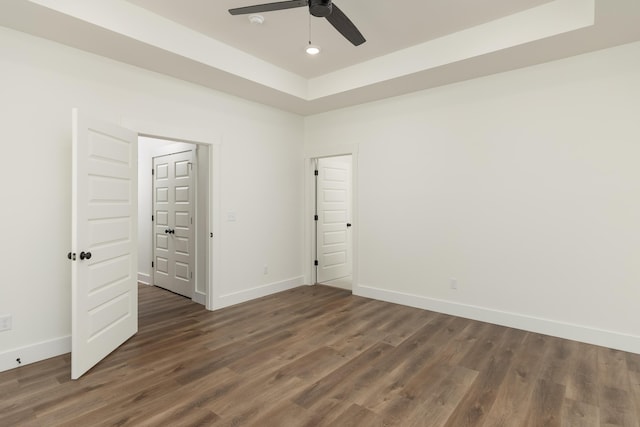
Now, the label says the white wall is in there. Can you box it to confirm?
[0,27,304,371]
[305,41,640,353]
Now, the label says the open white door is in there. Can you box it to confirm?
[316,157,352,284]
[71,109,138,379]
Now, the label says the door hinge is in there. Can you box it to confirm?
[314,260,319,266]
[152,215,154,221]
[190,272,193,279]
[152,169,154,175]
[314,215,318,221]
[151,261,154,268]
[314,170,319,176]
[191,217,193,225]
[210,232,213,238]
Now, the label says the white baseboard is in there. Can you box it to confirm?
[137,272,151,285]
[214,276,305,309]
[193,290,206,305]
[354,284,640,355]
[0,335,71,373]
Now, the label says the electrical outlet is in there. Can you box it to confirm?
[0,314,12,332]
[449,278,458,290]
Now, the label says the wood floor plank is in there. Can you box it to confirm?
[40,374,182,426]
[539,335,577,386]
[369,319,486,424]
[358,315,469,412]
[599,347,632,389]
[205,373,305,425]
[457,322,509,371]
[565,342,599,406]
[371,358,456,425]
[248,400,313,427]
[321,402,386,427]
[629,371,640,423]
[0,407,37,427]
[627,353,640,373]
[409,365,479,427]
[442,327,527,427]
[561,398,600,427]
[380,307,432,347]
[0,376,60,414]
[598,387,639,427]
[482,332,550,427]
[598,347,640,427]
[1,284,639,427]
[276,346,347,382]
[523,378,566,427]
[299,398,357,427]
[293,342,395,410]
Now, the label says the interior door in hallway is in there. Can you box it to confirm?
[316,156,352,284]
[153,150,195,298]
[71,109,138,379]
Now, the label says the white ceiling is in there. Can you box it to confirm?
[2,0,640,115]
[125,0,553,78]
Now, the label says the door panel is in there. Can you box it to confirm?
[317,157,352,283]
[71,109,138,380]
[153,151,195,298]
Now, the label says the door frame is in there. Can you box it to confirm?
[304,144,359,291]
[122,118,221,311]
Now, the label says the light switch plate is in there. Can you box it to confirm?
[0,314,12,332]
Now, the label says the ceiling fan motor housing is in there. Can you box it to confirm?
[309,0,332,17]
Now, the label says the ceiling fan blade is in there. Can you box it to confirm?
[229,0,308,15]
[325,3,366,46]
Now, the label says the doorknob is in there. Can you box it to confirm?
[79,251,92,260]
[346,223,352,228]
[165,228,175,234]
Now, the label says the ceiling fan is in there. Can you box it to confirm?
[229,0,366,46]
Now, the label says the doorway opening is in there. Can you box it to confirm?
[313,155,353,290]
[138,136,210,305]
[72,110,220,378]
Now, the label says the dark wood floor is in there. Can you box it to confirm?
[2,285,640,426]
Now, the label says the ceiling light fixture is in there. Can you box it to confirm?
[248,14,264,24]
[306,14,320,56]
[306,43,321,55]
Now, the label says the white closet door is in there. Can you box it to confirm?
[317,158,351,283]
[153,150,195,298]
